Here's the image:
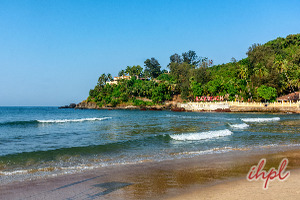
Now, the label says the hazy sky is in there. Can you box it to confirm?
[1,0,300,106]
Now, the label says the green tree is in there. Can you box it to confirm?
[144,58,161,78]
[107,73,113,81]
[125,66,132,76]
[118,70,126,77]
[131,65,144,77]
[273,55,295,92]
[182,50,199,66]
[238,64,249,86]
[254,63,269,79]
[97,73,108,87]
[191,81,203,98]
[257,85,277,102]
[169,53,182,64]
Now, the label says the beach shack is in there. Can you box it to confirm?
[277,92,300,102]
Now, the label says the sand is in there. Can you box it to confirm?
[168,169,300,200]
[1,147,300,199]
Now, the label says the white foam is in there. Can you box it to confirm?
[0,169,28,175]
[170,129,233,141]
[229,123,249,129]
[37,117,111,123]
[166,114,203,119]
[241,117,280,123]
[177,147,234,155]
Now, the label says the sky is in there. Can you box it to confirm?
[0,0,300,106]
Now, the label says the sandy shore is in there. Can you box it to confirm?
[1,147,300,199]
[168,168,300,200]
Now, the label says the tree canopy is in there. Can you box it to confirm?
[144,58,161,78]
[87,34,300,107]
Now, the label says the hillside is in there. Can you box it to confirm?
[84,34,300,108]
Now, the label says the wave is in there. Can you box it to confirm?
[37,117,111,123]
[0,147,235,176]
[166,114,234,121]
[0,135,169,165]
[0,120,39,126]
[241,117,280,123]
[0,117,111,126]
[170,129,233,141]
[229,123,249,129]
[166,114,203,119]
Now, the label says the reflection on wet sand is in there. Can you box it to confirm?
[1,148,300,200]
[120,148,300,199]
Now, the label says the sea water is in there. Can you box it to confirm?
[0,107,300,184]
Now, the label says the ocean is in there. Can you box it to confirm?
[0,107,300,184]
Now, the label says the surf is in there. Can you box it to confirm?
[170,129,233,141]
[241,117,280,123]
[229,123,249,129]
[37,117,111,123]
[0,117,111,126]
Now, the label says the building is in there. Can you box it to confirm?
[113,76,131,81]
[277,92,300,102]
[106,76,132,85]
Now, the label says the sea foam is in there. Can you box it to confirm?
[37,117,111,123]
[229,123,249,129]
[170,129,233,141]
[241,117,280,123]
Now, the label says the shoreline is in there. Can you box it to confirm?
[73,100,300,113]
[1,146,300,199]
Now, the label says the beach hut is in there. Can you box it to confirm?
[277,92,300,102]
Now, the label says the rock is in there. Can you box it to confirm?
[171,107,185,112]
[75,101,100,109]
[59,103,77,109]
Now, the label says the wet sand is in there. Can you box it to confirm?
[168,169,300,200]
[1,147,300,199]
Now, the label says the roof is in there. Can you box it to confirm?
[277,92,300,101]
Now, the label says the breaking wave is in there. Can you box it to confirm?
[229,123,249,129]
[37,117,111,123]
[241,117,280,123]
[170,129,233,141]
[0,117,111,126]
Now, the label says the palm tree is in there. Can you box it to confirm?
[254,63,268,79]
[238,64,249,84]
[125,66,132,76]
[273,57,294,92]
[97,73,107,87]
[107,73,113,81]
[118,70,126,77]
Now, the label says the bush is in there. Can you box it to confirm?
[133,99,146,106]
[110,98,120,107]
[257,85,277,102]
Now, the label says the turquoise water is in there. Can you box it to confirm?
[0,107,300,183]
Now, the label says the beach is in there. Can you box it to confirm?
[1,146,300,199]
[1,107,300,199]
[168,169,300,200]
[2,1,300,199]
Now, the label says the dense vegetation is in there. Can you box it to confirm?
[88,34,300,107]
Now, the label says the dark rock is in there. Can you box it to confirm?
[171,107,185,112]
[59,103,77,109]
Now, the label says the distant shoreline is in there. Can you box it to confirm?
[72,100,300,113]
